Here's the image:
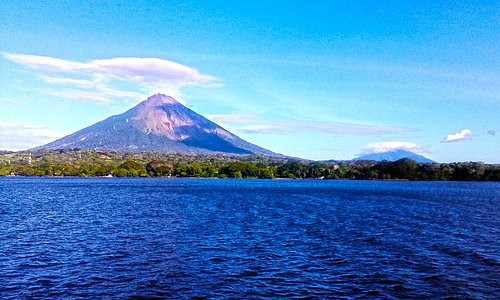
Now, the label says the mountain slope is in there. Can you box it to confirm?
[353,150,436,163]
[35,94,276,155]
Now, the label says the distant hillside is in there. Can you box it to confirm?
[34,94,276,156]
[353,150,436,163]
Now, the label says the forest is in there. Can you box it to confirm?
[0,149,498,181]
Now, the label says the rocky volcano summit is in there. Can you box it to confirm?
[36,94,275,155]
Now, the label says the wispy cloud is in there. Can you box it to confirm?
[487,130,496,136]
[359,142,426,155]
[0,122,61,150]
[2,52,219,103]
[0,98,19,105]
[441,129,473,143]
[37,74,97,89]
[237,122,413,135]
[209,114,415,136]
[42,90,111,103]
[39,77,145,103]
[206,114,260,124]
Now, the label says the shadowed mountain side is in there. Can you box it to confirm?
[34,94,276,155]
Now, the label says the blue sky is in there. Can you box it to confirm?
[0,0,498,162]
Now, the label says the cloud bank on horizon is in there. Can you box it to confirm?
[359,142,426,156]
[2,52,219,103]
[0,122,60,150]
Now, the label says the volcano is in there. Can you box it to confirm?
[35,94,276,155]
[353,150,436,163]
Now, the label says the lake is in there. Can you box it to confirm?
[1,178,499,299]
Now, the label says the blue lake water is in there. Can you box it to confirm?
[0,178,499,299]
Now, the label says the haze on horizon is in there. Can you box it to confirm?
[0,1,498,163]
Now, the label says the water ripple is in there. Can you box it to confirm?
[0,178,499,299]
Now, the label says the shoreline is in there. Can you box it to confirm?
[1,175,497,182]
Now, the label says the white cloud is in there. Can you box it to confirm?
[359,141,426,155]
[2,52,219,103]
[209,114,415,136]
[91,57,216,86]
[0,122,61,150]
[441,129,473,143]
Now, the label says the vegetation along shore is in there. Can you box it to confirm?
[0,150,498,181]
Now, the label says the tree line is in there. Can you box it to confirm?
[0,149,498,181]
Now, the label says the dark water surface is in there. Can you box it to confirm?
[1,178,499,299]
